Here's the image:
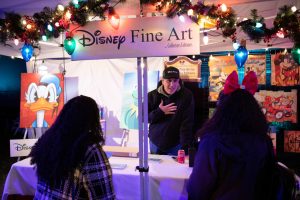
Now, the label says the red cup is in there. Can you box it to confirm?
[177,149,185,164]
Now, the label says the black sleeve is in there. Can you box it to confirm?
[148,91,165,123]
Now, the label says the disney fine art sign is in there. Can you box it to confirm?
[70,15,200,60]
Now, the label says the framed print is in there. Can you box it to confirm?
[20,73,64,128]
[245,54,266,85]
[208,55,236,101]
[284,130,300,153]
[271,53,300,86]
[254,90,297,123]
[120,71,159,130]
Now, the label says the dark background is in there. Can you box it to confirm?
[0,55,27,198]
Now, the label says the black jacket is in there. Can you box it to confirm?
[188,133,274,200]
[148,83,194,151]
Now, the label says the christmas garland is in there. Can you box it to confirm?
[0,0,299,47]
[0,0,118,45]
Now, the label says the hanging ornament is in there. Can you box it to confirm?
[64,36,76,55]
[234,39,248,68]
[21,43,34,62]
[291,44,300,65]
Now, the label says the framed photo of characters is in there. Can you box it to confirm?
[244,54,266,85]
[254,90,297,123]
[208,55,236,102]
[271,53,300,86]
[20,73,64,128]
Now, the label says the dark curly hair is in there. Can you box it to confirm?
[30,95,104,187]
[198,89,268,137]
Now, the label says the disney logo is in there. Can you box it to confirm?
[76,29,126,49]
[14,143,33,151]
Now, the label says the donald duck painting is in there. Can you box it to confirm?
[20,73,64,128]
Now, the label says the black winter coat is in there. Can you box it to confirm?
[148,85,195,151]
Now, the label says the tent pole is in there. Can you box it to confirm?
[142,57,149,200]
[137,57,145,200]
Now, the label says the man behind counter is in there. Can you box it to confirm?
[148,66,195,156]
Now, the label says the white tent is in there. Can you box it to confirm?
[0,0,299,199]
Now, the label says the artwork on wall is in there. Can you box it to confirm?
[120,71,159,130]
[284,130,300,153]
[271,53,300,86]
[20,73,64,128]
[208,55,236,101]
[254,90,297,123]
[244,54,266,84]
[164,56,202,82]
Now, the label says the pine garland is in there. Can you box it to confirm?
[274,5,300,45]
[0,0,299,47]
[237,9,275,43]
[0,0,112,44]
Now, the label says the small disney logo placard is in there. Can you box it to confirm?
[10,139,37,157]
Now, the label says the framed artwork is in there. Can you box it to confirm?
[271,53,300,86]
[284,130,300,153]
[20,73,64,128]
[164,56,202,82]
[244,54,266,84]
[254,90,297,123]
[208,55,236,101]
[120,71,159,130]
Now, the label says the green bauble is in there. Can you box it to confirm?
[291,44,300,65]
[64,37,76,55]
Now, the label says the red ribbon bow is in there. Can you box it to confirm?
[223,71,258,95]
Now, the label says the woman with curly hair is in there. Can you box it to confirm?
[30,95,115,200]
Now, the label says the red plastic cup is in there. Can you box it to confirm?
[177,149,185,164]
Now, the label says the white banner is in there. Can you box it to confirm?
[71,15,200,60]
[10,139,37,157]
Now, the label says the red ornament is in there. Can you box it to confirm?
[59,19,70,29]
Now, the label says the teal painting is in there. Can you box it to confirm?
[120,71,159,130]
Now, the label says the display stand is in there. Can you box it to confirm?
[23,128,28,139]
[100,119,106,137]
[121,129,129,147]
[15,128,29,161]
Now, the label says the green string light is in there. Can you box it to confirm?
[64,37,76,55]
[291,44,300,65]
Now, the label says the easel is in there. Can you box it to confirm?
[121,129,130,147]
[17,127,45,161]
